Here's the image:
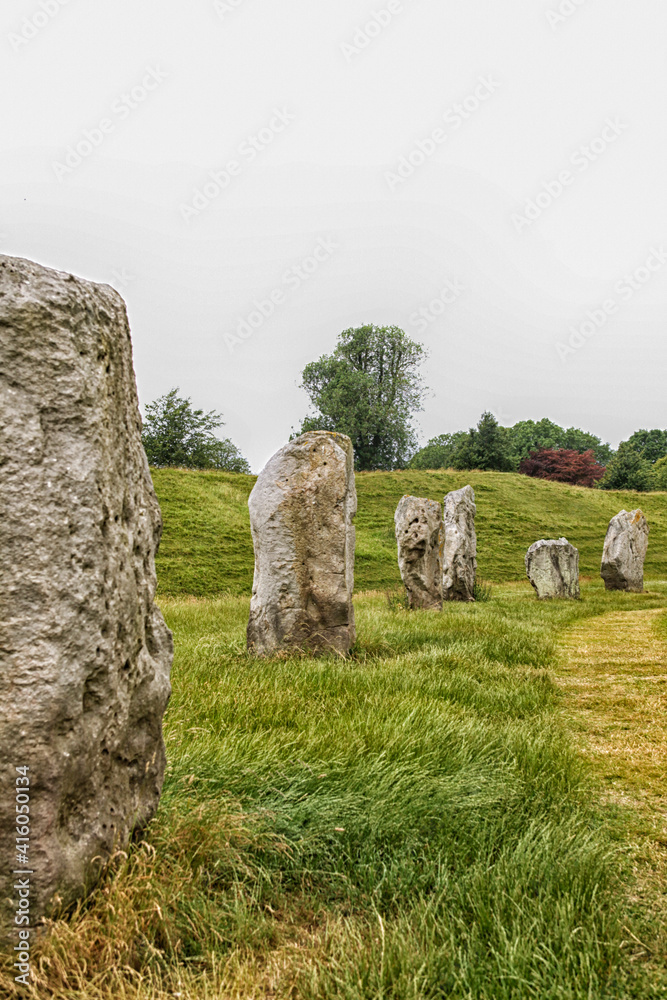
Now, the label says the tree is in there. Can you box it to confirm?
[452,412,514,472]
[625,428,667,465]
[651,456,667,490]
[519,448,606,488]
[409,432,467,470]
[509,418,565,465]
[598,441,653,492]
[142,388,250,472]
[561,427,613,465]
[508,418,612,465]
[298,325,427,470]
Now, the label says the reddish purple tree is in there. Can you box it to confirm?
[519,448,606,488]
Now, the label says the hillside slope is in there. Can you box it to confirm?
[151,468,667,596]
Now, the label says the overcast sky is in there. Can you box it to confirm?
[2,0,665,471]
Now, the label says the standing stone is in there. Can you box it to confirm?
[0,256,173,940]
[247,431,356,656]
[394,496,444,610]
[601,509,649,592]
[442,486,477,601]
[525,538,580,599]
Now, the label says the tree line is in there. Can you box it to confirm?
[141,324,666,491]
[410,413,667,491]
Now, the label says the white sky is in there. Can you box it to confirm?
[2,0,665,471]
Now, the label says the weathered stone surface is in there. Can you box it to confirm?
[442,486,477,601]
[394,496,443,610]
[525,538,580,599]
[601,509,649,592]
[0,255,173,940]
[247,431,356,656]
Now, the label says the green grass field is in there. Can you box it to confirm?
[151,468,667,595]
[7,470,667,998]
[14,585,667,999]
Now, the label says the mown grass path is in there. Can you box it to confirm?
[559,608,667,809]
[558,607,667,986]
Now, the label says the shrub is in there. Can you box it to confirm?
[599,442,654,492]
[519,448,605,488]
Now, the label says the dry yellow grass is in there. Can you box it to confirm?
[558,608,667,975]
[558,608,667,808]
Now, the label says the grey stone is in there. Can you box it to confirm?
[394,496,443,610]
[247,431,356,656]
[601,509,649,592]
[525,538,580,599]
[443,486,477,601]
[0,255,173,940]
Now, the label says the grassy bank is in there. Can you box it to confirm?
[151,468,667,596]
[11,583,667,999]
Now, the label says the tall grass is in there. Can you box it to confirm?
[6,585,666,998]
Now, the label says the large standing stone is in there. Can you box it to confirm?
[601,509,649,592]
[394,496,444,610]
[442,486,477,601]
[525,538,580,599]
[247,431,356,656]
[0,256,173,940]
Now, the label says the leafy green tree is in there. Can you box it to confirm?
[509,418,564,464]
[625,428,667,465]
[298,325,427,470]
[652,456,667,490]
[508,418,612,465]
[561,427,613,465]
[598,441,653,492]
[453,412,514,472]
[142,388,250,472]
[409,432,467,470]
